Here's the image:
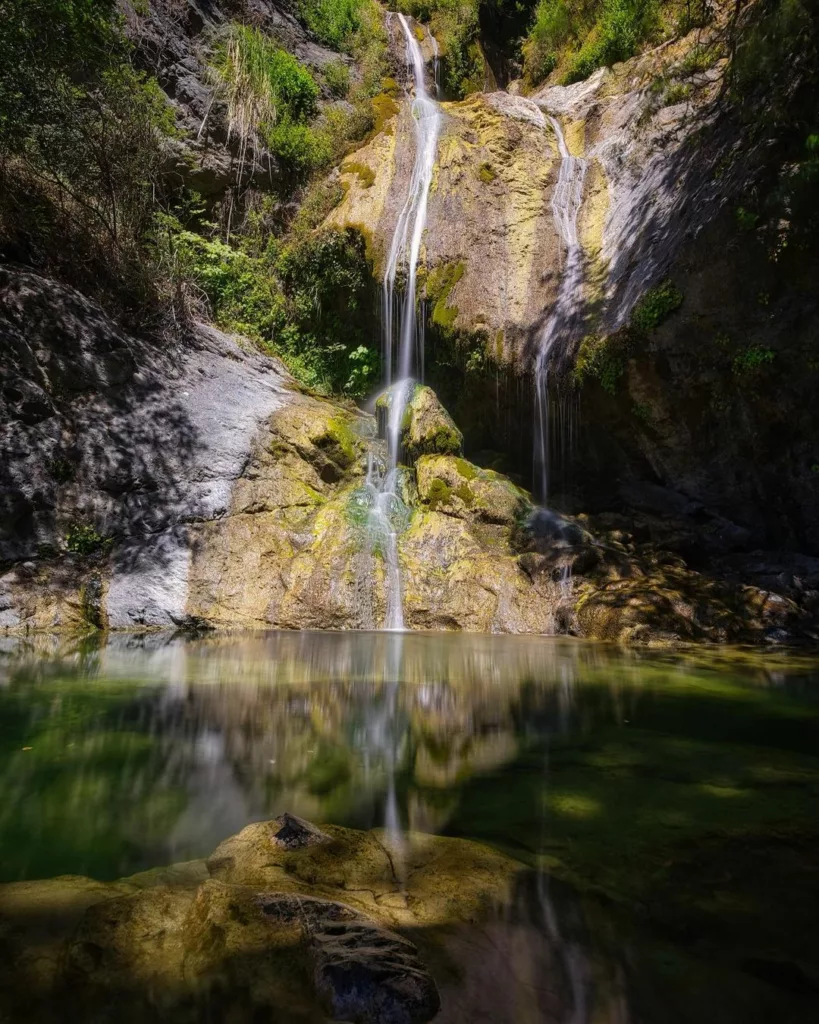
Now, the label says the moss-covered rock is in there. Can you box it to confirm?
[416,455,531,525]
[376,383,463,462]
[0,815,527,1022]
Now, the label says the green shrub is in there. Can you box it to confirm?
[677,42,722,76]
[565,0,660,83]
[662,81,692,105]
[522,0,662,86]
[323,59,351,96]
[631,279,683,332]
[733,345,775,374]
[0,0,175,317]
[213,25,319,150]
[675,0,713,34]
[523,0,573,84]
[298,0,365,49]
[267,118,331,171]
[66,523,108,555]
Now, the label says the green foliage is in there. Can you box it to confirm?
[0,0,175,316]
[573,332,626,394]
[566,0,661,83]
[733,345,775,375]
[323,59,351,97]
[298,0,366,49]
[631,279,683,332]
[65,522,108,555]
[523,0,663,85]
[662,81,692,105]
[674,0,712,34]
[0,0,120,145]
[735,205,760,231]
[168,220,378,396]
[523,0,574,84]
[213,25,326,172]
[298,0,389,99]
[677,41,721,76]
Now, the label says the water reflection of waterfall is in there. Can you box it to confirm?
[361,13,441,631]
[534,115,587,504]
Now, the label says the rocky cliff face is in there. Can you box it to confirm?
[2,2,818,644]
[1,264,813,642]
[329,9,819,591]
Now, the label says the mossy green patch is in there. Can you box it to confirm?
[426,477,453,510]
[425,261,465,330]
[340,160,375,187]
[454,457,478,481]
[573,332,626,394]
[631,279,683,333]
[477,161,496,183]
[371,91,400,135]
[316,415,358,468]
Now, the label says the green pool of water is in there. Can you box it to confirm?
[1,631,818,1022]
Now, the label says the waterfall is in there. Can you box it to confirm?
[534,116,587,503]
[364,13,441,631]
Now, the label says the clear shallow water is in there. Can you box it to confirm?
[1,631,819,1022]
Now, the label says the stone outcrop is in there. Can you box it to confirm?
[124,0,346,199]
[0,814,528,1023]
[2,263,817,642]
[376,383,464,461]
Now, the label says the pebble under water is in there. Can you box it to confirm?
[1,631,818,1023]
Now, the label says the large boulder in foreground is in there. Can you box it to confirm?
[0,813,527,1023]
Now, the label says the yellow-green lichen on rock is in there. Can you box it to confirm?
[416,454,531,525]
[376,383,464,461]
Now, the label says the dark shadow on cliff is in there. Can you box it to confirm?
[0,264,205,567]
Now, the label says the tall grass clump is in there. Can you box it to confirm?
[213,25,321,171]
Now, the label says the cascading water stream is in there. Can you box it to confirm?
[534,116,587,504]
[363,13,441,632]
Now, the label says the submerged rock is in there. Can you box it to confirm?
[0,816,528,1023]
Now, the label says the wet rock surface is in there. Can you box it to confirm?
[0,816,528,1023]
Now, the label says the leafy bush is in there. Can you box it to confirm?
[298,0,389,97]
[733,345,775,374]
[213,25,320,163]
[523,0,662,85]
[65,522,108,555]
[566,0,660,83]
[167,220,378,396]
[323,59,351,97]
[298,0,366,49]
[631,279,683,331]
[523,0,573,84]
[0,0,175,318]
[662,81,692,105]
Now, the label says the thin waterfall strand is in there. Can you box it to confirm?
[368,13,441,631]
[534,115,587,503]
